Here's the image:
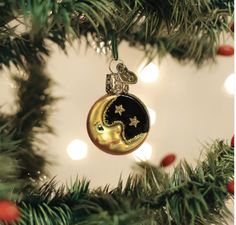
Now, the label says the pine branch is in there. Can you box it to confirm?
[0,124,22,200]
[0,1,233,224]
[0,1,15,26]
[10,65,56,180]
[0,65,57,181]
[0,0,233,68]
[0,33,49,70]
[15,140,233,225]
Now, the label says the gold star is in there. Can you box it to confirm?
[115,105,125,116]
[129,116,140,128]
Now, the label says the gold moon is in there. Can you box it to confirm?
[86,94,149,155]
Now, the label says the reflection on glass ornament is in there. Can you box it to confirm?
[138,63,159,83]
[132,142,152,162]
[147,107,156,125]
[224,73,235,95]
[67,139,88,160]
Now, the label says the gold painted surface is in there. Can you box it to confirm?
[87,94,148,155]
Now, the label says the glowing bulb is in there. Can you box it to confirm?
[224,73,235,95]
[67,139,88,160]
[147,107,156,125]
[138,63,159,83]
[132,142,152,162]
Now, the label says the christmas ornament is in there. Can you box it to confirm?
[227,180,234,194]
[160,154,176,167]
[0,201,20,223]
[231,135,234,148]
[87,60,150,155]
[217,45,234,56]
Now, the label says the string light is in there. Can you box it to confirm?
[224,73,235,95]
[147,107,156,125]
[67,139,88,160]
[132,142,152,162]
[138,63,159,83]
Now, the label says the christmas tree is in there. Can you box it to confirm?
[0,1,234,224]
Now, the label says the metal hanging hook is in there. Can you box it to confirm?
[108,59,124,74]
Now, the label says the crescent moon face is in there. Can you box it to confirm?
[87,94,150,155]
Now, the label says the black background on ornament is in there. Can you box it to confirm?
[105,94,150,140]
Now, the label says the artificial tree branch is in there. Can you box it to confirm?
[0,0,233,69]
[0,1,233,224]
[0,65,57,181]
[0,124,22,200]
[15,140,233,225]
[10,65,57,180]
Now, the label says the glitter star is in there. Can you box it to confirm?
[115,105,125,116]
[129,116,140,128]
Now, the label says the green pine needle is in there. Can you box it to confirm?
[14,140,234,225]
[0,0,233,68]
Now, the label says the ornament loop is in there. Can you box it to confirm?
[109,59,124,73]
[116,63,138,84]
[107,59,138,94]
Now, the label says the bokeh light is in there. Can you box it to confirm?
[224,73,235,95]
[67,139,88,160]
[147,107,156,125]
[138,63,159,83]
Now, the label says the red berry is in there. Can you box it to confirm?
[160,154,176,167]
[0,201,20,223]
[227,180,234,194]
[217,45,234,56]
[231,135,234,148]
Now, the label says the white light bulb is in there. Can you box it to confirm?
[147,107,156,125]
[132,142,152,162]
[138,63,159,83]
[67,139,88,160]
[224,73,235,95]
